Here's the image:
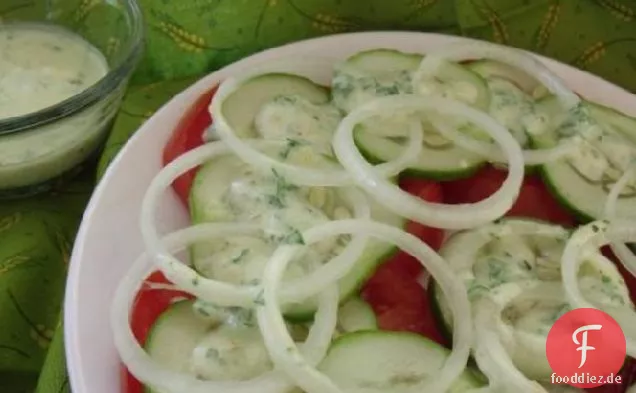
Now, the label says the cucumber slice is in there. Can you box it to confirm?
[144,300,212,390]
[189,154,404,322]
[587,101,636,144]
[338,48,423,75]
[144,300,272,391]
[416,60,492,112]
[332,48,491,112]
[467,59,539,95]
[318,331,484,392]
[220,73,330,138]
[333,49,487,179]
[530,96,636,221]
[331,49,422,113]
[432,218,632,382]
[354,125,485,180]
[336,297,377,334]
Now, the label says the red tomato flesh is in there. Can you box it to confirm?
[162,86,217,205]
[442,166,576,227]
[362,177,447,346]
[122,271,193,393]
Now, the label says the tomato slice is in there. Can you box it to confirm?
[362,253,448,346]
[399,177,446,251]
[362,177,447,346]
[122,271,193,393]
[162,86,218,205]
[442,166,576,227]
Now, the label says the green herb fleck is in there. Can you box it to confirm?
[375,84,400,96]
[283,229,305,245]
[231,249,249,264]
[266,194,286,208]
[332,74,355,98]
[192,276,200,286]
[254,289,265,306]
[521,260,532,270]
[279,138,303,160]
[266,169,299,208]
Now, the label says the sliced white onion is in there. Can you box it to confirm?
[139,140,265,306]
[471,283,554,393]
[414,42,581,165]
[561,220,636,357]
[440,219,570,284]
[414,42,579,110]
[604,164,636,277]
[281,187,370,304]
[257,244,342,393]
[333,94,524,230]
[431,116,578,165]
[209,75,424,187]
[111,223,335,393]
[261,219,472,393]
[472,293,548,393]
[371,119,424,175]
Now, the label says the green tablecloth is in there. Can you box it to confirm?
[1,0,635,392]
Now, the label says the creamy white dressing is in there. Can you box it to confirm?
[255,95,341,154]
[193,98,352,289]
[331,68,414,114]
[191,325,272,380]
[466,229,632,380]
[0,23,108,119]
[486,78,535,146]
[332,56,542,151]
[415,76,479,107]
[194,164,342,286]
[564,115,636,192]
[472,232,630,308]
[0,23,112,190]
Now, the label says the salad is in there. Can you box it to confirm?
[111,41,636,393]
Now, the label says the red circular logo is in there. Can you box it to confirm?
[546,308,626,388]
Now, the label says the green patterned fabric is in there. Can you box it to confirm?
[0,0,634,392]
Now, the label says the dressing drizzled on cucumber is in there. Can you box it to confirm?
[112,41,636,393]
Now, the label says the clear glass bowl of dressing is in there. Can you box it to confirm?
[0,0,144,198]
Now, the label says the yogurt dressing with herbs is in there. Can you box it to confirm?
[0,23,113,191]
[0,23,108,119]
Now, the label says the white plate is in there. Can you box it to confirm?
[64,31,636,393]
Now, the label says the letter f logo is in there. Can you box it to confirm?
[572,324,602,368]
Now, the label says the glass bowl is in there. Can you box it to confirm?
[0,0,144,199]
